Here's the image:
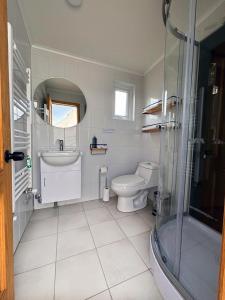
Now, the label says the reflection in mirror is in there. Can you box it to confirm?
[33,78,87,128]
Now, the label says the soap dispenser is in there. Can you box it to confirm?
[92,136,97,148]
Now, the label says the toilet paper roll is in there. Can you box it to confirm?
[100,166,108,174]
[103,187,110,202]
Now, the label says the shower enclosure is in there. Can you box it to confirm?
[151,1,225,299]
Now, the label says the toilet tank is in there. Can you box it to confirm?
[135,162,159,186]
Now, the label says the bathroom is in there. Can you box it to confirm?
[0,0,225,299]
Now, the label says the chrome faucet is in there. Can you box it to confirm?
[58,139,64,151]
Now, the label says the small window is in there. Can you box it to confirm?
[114,90,128,117]
[49,99,80,128]
[113,82,135,121]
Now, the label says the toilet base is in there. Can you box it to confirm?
[117,190,149,212]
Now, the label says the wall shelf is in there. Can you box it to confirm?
[142,100,162,114]
[142,96,178,115]
[142,121,178,133]
[90,144,108,155]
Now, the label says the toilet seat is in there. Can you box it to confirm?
[112,175,145,188]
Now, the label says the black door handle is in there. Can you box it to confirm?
[4,150,25,163]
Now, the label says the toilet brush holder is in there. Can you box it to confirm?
[103,187,110,202]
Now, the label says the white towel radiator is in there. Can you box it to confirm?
[7,23,32,213]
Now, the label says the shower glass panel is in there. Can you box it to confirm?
[156,0,190,279]
[154,0,225,299]
[179,1,225,299]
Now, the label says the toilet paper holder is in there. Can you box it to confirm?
[99,166,108,200]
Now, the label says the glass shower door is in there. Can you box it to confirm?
[155,0,197,287]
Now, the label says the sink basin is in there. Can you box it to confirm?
[40,151,80,166]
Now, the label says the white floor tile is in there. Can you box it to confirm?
[15,264,55,300]
[83,199,104,211]
[90,221,125,247]
[107,206,136,220]
[21,217,58,242]
[31,207,58,221]
[14,235,57,274]
[117,215,150,237]
[55,250,107,300]
[136,210,155,228]
[97,239,147,287]
[59,203,83,216]
[88,290,111,300]
[86,207,113,225]
[110,271,162,300]
[57,226,95,260]
[102,197,117,208]
[58,211,87,232]
[129,232,151,267]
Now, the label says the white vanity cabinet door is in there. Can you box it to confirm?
[41,170,81,203]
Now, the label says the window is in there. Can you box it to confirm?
[49,98,80,128]
[113,82,135,121]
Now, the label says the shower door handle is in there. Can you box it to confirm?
[203,150,213,159]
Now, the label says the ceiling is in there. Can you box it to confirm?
[18,0,165,75]
[19,0,225,75]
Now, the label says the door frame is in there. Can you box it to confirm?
[219,204,225,299]
[0,0,14,299]
[0,1,225,300]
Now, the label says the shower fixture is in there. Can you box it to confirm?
[162,0,199,45]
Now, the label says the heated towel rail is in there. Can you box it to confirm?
[8,23,32,212]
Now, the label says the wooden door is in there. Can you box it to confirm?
[219,205,225,299]
[0,0,14,299]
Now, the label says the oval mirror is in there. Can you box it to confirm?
[33,78,87,128]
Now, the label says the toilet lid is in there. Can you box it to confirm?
[112,175,145,187]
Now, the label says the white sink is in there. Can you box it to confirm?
[40,151,80,166]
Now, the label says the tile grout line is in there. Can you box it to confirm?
[102,200,154,292]
[15,230,151,277]
[20,232,58,244]
[107,204,152,271]
[14,261,56,276]
[15,200,155,298]
[107,269,151,290]
[82,200,113,300]
[85,288,111,300]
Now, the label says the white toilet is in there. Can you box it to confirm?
[111,162,159,212]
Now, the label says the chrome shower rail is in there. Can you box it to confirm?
[162,0,199,45]
[162,0,187,42]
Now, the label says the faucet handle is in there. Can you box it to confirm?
[58,139,64,151]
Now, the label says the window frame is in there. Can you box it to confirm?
[113,81,135,121]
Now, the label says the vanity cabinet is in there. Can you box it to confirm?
[40,156,81,203]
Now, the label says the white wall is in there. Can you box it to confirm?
[32,47,145,208]
[142,60,164,163]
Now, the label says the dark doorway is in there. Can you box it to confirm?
[190,26,225,232]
